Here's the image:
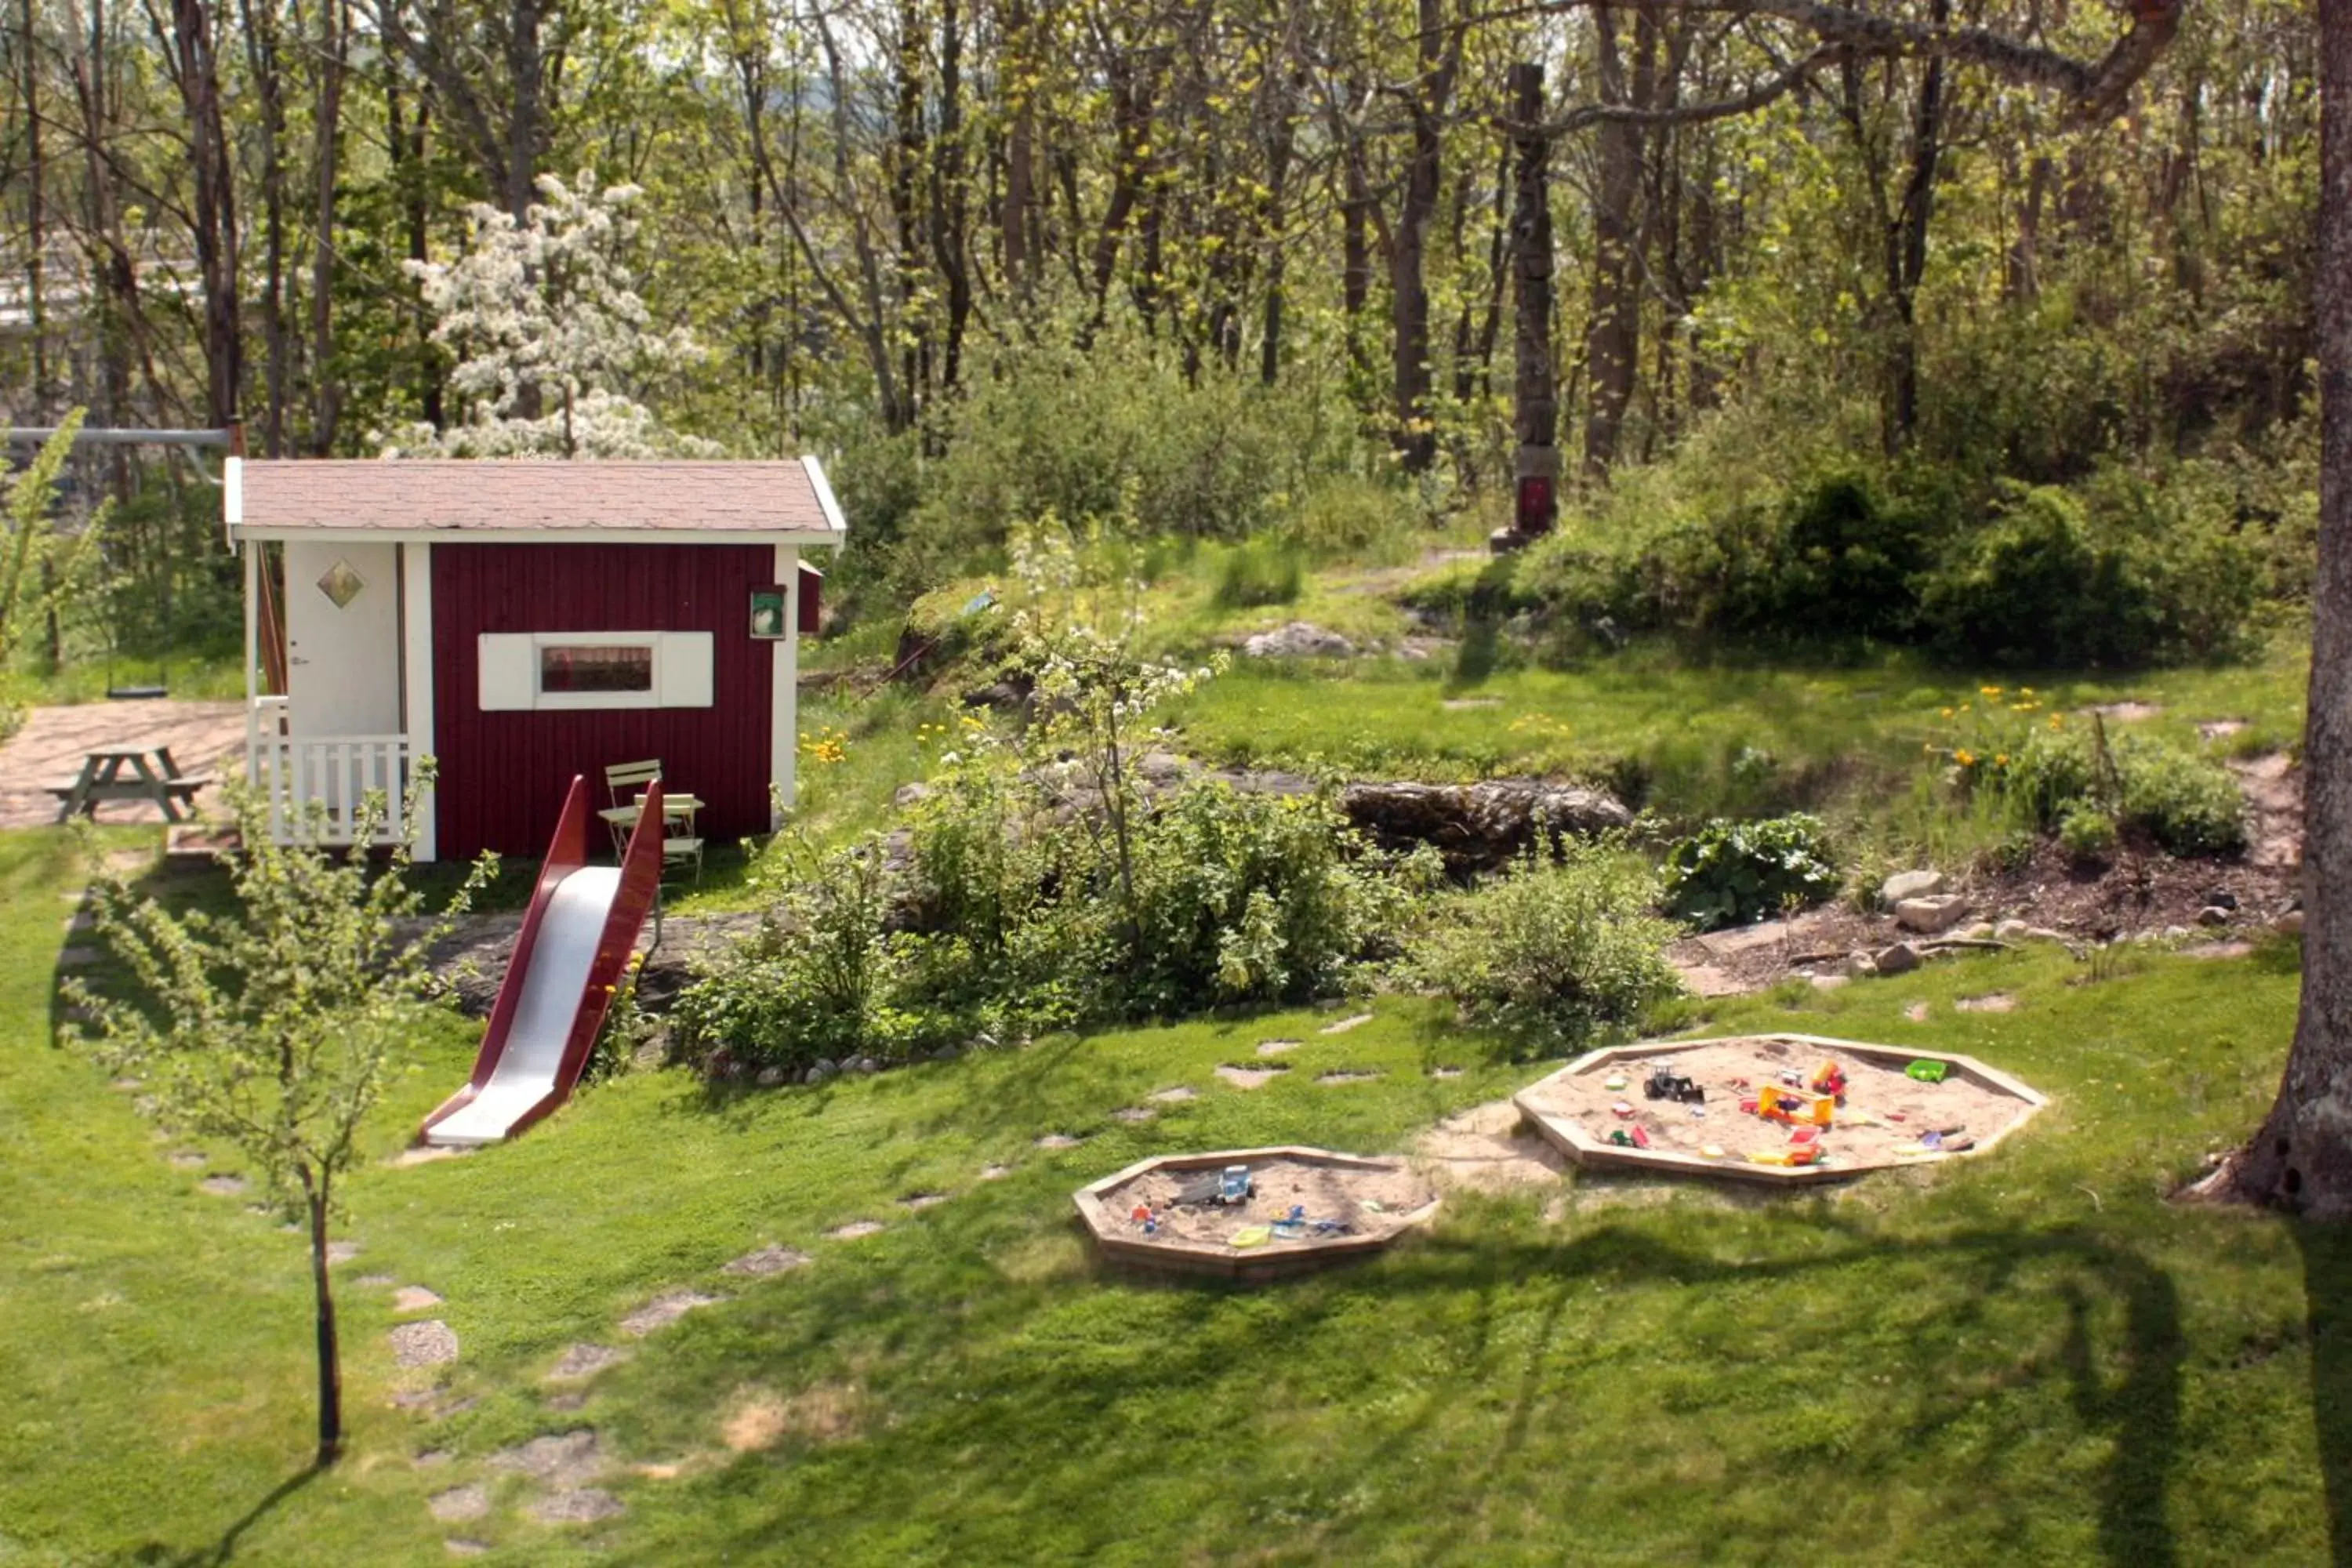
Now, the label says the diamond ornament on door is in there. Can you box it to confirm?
[317,559,365,608]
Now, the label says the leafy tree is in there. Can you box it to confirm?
[64,771,493,1465]
[0,412,108,673]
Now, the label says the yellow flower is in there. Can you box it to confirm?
[1955,748,1976,768]
[1940,706,1955,719]
[1994,753,2009,767]
[1981,685,2003,698]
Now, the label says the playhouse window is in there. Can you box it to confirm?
[477,631,714,711]
[540,643,653,695]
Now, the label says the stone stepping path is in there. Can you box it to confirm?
[897,1192,951,1210]
[546,1344,627,1382]
[394,1286,445,1312]
[197,1174,247,1196]
[1955,993,2017,1013]
[390,1320,460,1367]
[1034,1133,1084,1149]
[1147,1085,1197,1103]
[720,1243,810,1278]
[824,1220,886,1241]
[56,946,98,968]
[327,1240,361,1263]
[487,1429,625,1525]
[978,1163,1012,1180]
[355,1272,397,1287]
[61,911,93,934]
[1428,1066,1462,1080]
[1214,1063,1287,1090]
[1904,1002,1931,1022]
[1315,1070,1381,1085]
[1319,1013,1375,1035]
[619,1290,724,1337]
[1111,1107,1154,1123]
[445,1541,491,1558]
[426,1483,489,1523]
[1254,1039,1301,1057]
[167,1151,206,1170]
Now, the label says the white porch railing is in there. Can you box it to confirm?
[251,728,416,846]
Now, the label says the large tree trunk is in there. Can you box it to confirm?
[1581,2,1646,483]
[1389,0,1456,474]
[170,0,242,427]
[2235,0,2352,1217]
[1501,60,1557,547]
[307,0,347,453]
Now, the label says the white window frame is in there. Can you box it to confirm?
[478,630,715,712]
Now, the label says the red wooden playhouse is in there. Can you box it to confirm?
[224,458,847,861]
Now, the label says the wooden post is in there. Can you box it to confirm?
[1494,61,1558,554]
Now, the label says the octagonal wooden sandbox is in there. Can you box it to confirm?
[1074,1146,1440,1282]
[1512,1033,2048,1186]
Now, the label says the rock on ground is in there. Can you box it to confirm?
[1880,869,1944,903]
[1242,622,1356,659]
[390,1320,459,1367]
[1894,895,1972,935]
[1334,779,1632,873]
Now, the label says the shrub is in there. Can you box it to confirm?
[2112,735,2247,855]
[2056,804,2120,864]
[1213,536,1305,609]
[1414,841,1684,1046]
[1722,470,1940,644]
[1661,813,1841,932]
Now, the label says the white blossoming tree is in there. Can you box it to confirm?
[388,172,711,458]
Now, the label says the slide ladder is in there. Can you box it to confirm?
[417,776,666,1148]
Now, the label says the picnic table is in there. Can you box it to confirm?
[48,746,213,824]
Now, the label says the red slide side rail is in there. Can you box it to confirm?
[415,777,662,1144]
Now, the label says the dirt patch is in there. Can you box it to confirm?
[2229,753,2303,870]
[2087,700,2162,721]
[1441,697,1502,710]
[2184,940,2256,960]
[1254,1039,1302,1057]
[167,1151,206,1170]
[825,1220,886,1240]
[1098,1155,1436,1253]
[445,1539,491,1557]
[1315,1070,1381,1085]
[390,1145,471,1169]
[390,1321,459,1367]
[978,1163,1012,1180]
[1319,1012,1375,1035]
[546,1344,626,1382]
[721,1244,811,1278]
[1516,1040,2037,1172]
[723,1381,866,1451]
[1147,1085,1198,1102]
[2200,719,2249,740]
[426,1484,489,1523]
[1904,1002,1931,1022]
[393,1286,445,1312]
[1954,993,2016,1013]
[619,1290,724,1338]
[326,1240,361,1264]
[0,699,245,829]
[1414,1101,1568,1192]
[1214,1063,1287,1090]
[197,1174,247,1196]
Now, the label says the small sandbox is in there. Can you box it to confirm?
[1075,1147,1439,1281]
[1514,1033,2046,1186]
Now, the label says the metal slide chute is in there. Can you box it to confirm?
[417,775,665,1147]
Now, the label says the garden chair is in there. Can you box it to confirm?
[600,759,704,883]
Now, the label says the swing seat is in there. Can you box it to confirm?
[105,684,169,701]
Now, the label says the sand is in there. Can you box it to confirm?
[1516,1038,2034,1171]
[1097,1156,1435,1254]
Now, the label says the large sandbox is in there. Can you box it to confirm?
[1514,1033,2046,1185]
[1074,1147,1439,1281]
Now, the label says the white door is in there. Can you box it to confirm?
[285,540,402,735]
[282,541,405,826]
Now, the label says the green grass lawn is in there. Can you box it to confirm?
[2,825,2346,1563]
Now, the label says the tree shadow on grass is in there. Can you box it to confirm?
[136,1462,318,1566]
[662,1216,2187,1566]
[2295,1221,2352,1566]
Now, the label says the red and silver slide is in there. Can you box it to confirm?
[417,775,665,1148]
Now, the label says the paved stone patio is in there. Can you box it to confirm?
[0,701,243,829]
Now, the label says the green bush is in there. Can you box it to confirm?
[1722,470,1942,644]
[2056,804,2120,864]
[1661,813,1842,932]
[1413,841,1684,1046]
[2113,735,2248,855]
[1918,483,2256,668]
[1213,537,1305,609]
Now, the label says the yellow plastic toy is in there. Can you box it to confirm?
[1756,1083,1836,1127]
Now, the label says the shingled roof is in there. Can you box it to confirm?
[226,457,847,540]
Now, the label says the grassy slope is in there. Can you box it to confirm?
[1,825,2343,1564]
